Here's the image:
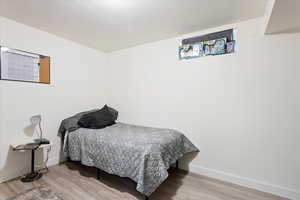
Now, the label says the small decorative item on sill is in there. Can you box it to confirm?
[179,43,203,60]
[226,41,235,54]
[203,43,211,56]
[209,38,226,55]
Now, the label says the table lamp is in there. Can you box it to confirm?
[31,115,49,144]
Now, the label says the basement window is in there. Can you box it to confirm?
[179,29,236,60]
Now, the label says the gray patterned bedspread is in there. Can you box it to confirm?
[64,122,199,196]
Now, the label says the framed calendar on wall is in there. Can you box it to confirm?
[0,46,50,84]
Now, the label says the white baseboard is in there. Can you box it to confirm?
[47,156,59,167]
[0,167,28,183]
[189,164,299,200]
[1,157,298,200]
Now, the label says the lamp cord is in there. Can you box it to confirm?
[38,122,43,139]
[36,146,50,173]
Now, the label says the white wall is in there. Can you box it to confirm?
[0,16,299,200]
[265,0,300,34]
[0,17,4,175]
[107,18,300,199]
[0,17,108,182]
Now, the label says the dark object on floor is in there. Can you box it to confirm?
[13,143,43,182]
[7,186,62,200]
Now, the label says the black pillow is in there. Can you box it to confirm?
[78,105,115,129]
[107,105,118,121]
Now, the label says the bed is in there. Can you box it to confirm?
[59,111,198,199]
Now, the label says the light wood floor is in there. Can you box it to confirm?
[0,162,288,200]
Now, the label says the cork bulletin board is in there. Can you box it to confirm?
[0,46,50,84]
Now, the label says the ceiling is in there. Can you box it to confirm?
[0,0,267,52]
[265,0,300,34]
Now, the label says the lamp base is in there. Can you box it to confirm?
[34,138,50,145]
[21,172,43,182]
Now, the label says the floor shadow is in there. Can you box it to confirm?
[178,152,198,171]
[0,146,46,182]
[64,158,191,200]
[58,136,67,164]
[64,161,96,178]
[150,168,188,200]
[0,146,28,182]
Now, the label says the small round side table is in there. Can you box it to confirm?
[13,143,43,182]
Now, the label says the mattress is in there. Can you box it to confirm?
[64,122,199,196]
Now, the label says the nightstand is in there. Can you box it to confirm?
[12,141,52,182]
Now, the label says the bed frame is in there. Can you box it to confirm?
[96,160,180,200]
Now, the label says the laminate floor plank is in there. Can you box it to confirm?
[0,162,289,200]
